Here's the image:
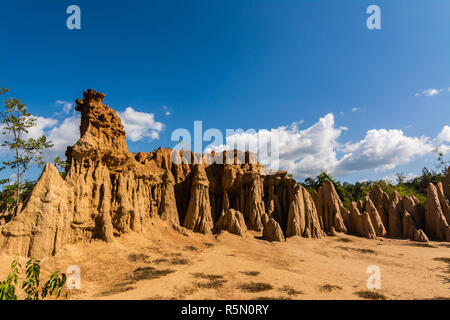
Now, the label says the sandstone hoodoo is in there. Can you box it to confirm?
[0,89,449,258]
[312,181,347,234]
[216,208,247,236]
[263,218,285,242]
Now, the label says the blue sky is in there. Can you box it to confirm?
[1,0,449,183]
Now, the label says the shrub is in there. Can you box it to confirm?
[0,257,67,300]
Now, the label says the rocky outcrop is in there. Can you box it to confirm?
[0,89,328,257]
[361,211,377,240]
[286,185,324,238]
[369,185,389,229]
[413,229,429,242]
[1,165,74,257]
[347,202,376,239]
[425,183,450,241]
[387,191,403,237]
[436,182,450,223]
[364,197,387,237]
[312,181,347,233]
[216,209,247,236]
[358,171,450,242]
[183,164,213,234]
[401,211,417,239]
[262,218,285,242]
[1,89,448,257]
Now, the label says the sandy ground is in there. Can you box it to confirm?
[1,218,449,300]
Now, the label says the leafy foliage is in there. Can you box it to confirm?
[0,256,20,300]
[0,87,53,208]
[0,257,67,300]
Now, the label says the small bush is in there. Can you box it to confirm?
[320,284,342,292]
[0,257,67,300]
[196,280,227,289]
[129,267,175,281]
[279,285,303,296]
[238,282,273,293]
[192,273,223,280]
[355,290,387,300]
[170,258,189,265]
[128,253,149,262]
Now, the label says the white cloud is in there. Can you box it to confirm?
[0,116,58,157]
[382,172,419,185]
[335,129,433,175]
[27,117,59,138]
[212,114,343,178]
[382,175,396,184]
[415,88,446,97]
[45,115,80,160]
[56,100,74,114]
[352,107,358,112]
[210,114,443,179]
[118,107,164,142]
[437,144,450,155]
[436,125,450,144]
[434,125,450,155]
[424,88,441,96]
[165,111,171,116]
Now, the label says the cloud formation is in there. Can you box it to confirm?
[415,87,448,97]
[211,114,443,179]
[55,100,74,114]
[335,129,433,174]
[435,125,450,155]
[0,107,164,162]
[45,115,81,160]
[118,107,165,142]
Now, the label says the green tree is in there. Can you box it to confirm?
[394,172,406,185]
[0,257,67,300]
[433,148,449,174]
[0,87,53,208]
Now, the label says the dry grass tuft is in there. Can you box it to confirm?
[279,285,303,296]
[336,246,377,255]
[355,290,387,300]
[238,282,273,293]
[321,284,342,292]
[128,253,149,262]
[240,271,260,276]
[196,279,227,289]
[129,267,175,281]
